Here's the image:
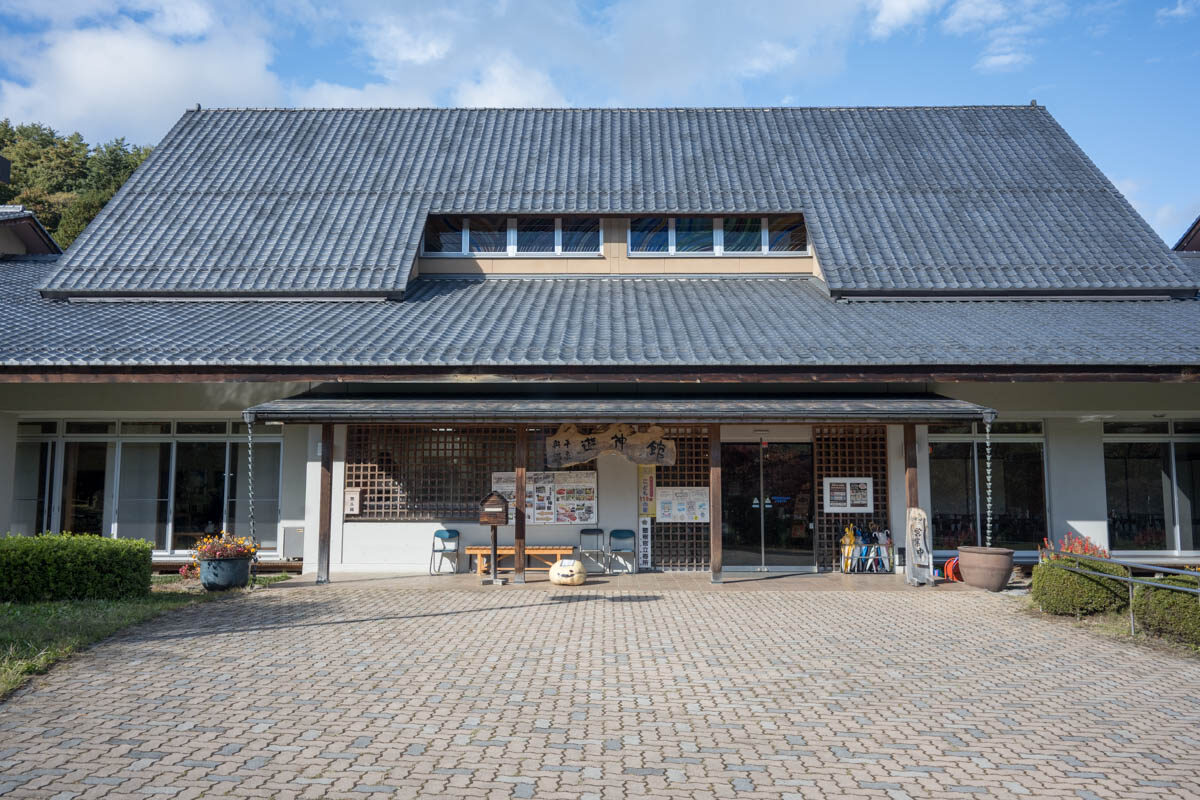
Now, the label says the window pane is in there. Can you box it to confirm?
[516,217,555,253]
[930,442,977,549]
[723,217,762,252]
[561,217,600,253]
[467,217,507,253]
[929,423,974,435]
[1174,420,1200,434]
[424,215,463,253]
[120,421,172,435]
[173,442,227,551]
[990,421,1043,435]
[629,217,669,252]
[65,421,115,435]
[674,217,714,253]
[1104,442,1173,550]
[118,442,170,549]
[768,214,807,252]
[61,442,110,534]
[231,422,275,436]
[18,420,57,436]
[1104,421,1169,435]
[176,421,227,435]
[978,442,1047,551]
[1175,443,1200,551]
[12,442,52,535]
[227,442,281,549]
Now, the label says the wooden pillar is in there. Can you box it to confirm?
[513,426,527,584]
[317,423,333,585]
[709,424,723,583]
[903,423,919,510]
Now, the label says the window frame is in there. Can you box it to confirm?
[15,417,284,555]
[1101,419,1200,556]
[927,420,1049,555]
[625,216,810,258]
[421,216,603,258]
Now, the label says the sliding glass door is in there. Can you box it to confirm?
[721,441,815,570]
[116,442,171,549]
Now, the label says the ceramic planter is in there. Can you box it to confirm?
[199,557,251,591]
[956,546,1014,592]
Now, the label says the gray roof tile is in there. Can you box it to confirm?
[7,261,1200,368]
[40,106,1193,297]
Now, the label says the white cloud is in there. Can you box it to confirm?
[452,54,566,107]
[1157,1,1198,20]
[939,0,1067,72]
[739,42,799,77]
[0,16,280,142]
[869,0,947,37]
[360,17,453,74]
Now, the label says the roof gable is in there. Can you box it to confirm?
[39,106,1195,298]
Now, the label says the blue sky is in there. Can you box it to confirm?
[1,0,1196,243]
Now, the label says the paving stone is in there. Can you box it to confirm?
[0,579,1197,799]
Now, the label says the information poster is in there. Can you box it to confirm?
[655,487,709,523]
[492,471,597,525]
[823,477,873,514]
[638,464,656,517]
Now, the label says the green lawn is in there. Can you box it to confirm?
[0,592,205,697]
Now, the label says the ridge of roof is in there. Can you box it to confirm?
[181,104,1051,112]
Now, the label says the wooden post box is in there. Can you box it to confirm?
[479,492,509,525]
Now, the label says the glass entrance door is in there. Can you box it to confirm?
[721,441,815,570]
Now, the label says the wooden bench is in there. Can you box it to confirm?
[465,545,576,575]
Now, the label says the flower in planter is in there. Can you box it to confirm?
[193,531,257,561]
[178,562,200,580]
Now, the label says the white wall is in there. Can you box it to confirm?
[1043,418,1109,550]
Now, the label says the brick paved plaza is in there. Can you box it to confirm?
[2,574,1199,799]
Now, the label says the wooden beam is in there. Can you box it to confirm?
[903,423,919,510]
[709,424,723,583]
[513,426,527,585]
[317,423,333,585]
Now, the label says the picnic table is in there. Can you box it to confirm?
[465,545,576,575]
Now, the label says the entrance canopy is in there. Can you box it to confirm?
[244,392,994,424]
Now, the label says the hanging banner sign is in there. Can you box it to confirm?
[491,471,597,525]
[638,464,656,517]
[656,487,710,523]
[545,424,676,468]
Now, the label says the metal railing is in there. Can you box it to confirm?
[1040,549,1200,635]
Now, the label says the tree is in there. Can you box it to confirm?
[0,118,152,248]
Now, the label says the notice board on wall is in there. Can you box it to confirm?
[655,487,709,523]
[492,471,598,525]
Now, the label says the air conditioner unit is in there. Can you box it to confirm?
[282,526,305,560]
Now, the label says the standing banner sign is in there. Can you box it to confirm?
[638,516,653,569]
[638,464,656,517]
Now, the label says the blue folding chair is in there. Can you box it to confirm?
[606,529,636,574]
[429,529,461,575]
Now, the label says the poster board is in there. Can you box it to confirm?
[822,477,873,514]
[491,471,597,525]
[638,464,656,517]
[655,487,709,523]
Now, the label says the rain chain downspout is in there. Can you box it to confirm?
[244,412,258,584]
[984,410,995,549]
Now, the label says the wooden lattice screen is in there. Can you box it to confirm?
[345,424,516,520]
[652,425,711,570]
[813,425,890,570]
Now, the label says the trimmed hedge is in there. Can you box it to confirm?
[1133,575,1200,646]
[1032,557,1128,616]
[0,534,151,602]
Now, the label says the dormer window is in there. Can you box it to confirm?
[627,215,808,256]
[423,215,602,256]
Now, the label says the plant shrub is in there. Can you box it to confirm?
[1032,557,1128,616]
[1133,575,1200,646]
[0,534,151,602]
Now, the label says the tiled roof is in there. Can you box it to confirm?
[39,106,1194,298]
[7,262,1200,368]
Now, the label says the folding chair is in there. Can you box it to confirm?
[429,529,461,575]
[606,529,636,574]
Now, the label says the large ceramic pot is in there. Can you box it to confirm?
[200,557,251,591]
[956,546,1014,592]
